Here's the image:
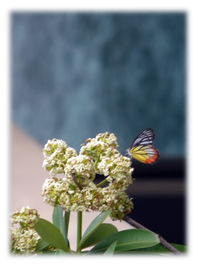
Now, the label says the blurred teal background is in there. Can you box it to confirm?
[11,13,186,157]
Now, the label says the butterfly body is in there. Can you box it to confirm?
[127,128,159,165]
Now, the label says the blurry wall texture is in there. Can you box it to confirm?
[11,13,186,157]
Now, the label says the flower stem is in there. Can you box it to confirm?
[96,177,108,187]
[76,211,82,253]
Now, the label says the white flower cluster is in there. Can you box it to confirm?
[42,132,134,220]
[80,132,119,164]
[99,184,133,219]
[97,154,133,190]
[43,138,77,175]
[10,206,40,253]
[65,155,96,185]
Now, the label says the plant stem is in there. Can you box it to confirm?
[96,177,108,187]
[76,211,82,253]
[123,215,182,255]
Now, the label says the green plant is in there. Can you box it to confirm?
[10,132,185,255]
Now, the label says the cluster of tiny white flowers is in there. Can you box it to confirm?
[64,155,96,185]
[42,132,134,220]
[97,154,133,190]
[99,184,133,219]
[42,177,69,206]
[43,138,77,175]
[10,206,40,253]
[80,132,119,165]
[10,228,40,254]
[11,206,39,228]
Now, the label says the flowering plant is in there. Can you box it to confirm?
[10,132,185,255]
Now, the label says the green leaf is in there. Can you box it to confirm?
[64,211,70,237]
[35,239,49,252]
[52,206,65,237]
[171,243,186,252]
[52,206,70,247]
[52,206,63,229]
[79,211,110,249]
[80,223,118,249]
[91,229,160,253]
[127,243,186,254]
[104,241,117,255]
[35,218,69,252]
[55,249,68,255]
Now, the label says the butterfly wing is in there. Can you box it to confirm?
[131,128,155,147]
[129,128,159,164]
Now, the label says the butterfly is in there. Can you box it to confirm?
[127,128,159,164]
